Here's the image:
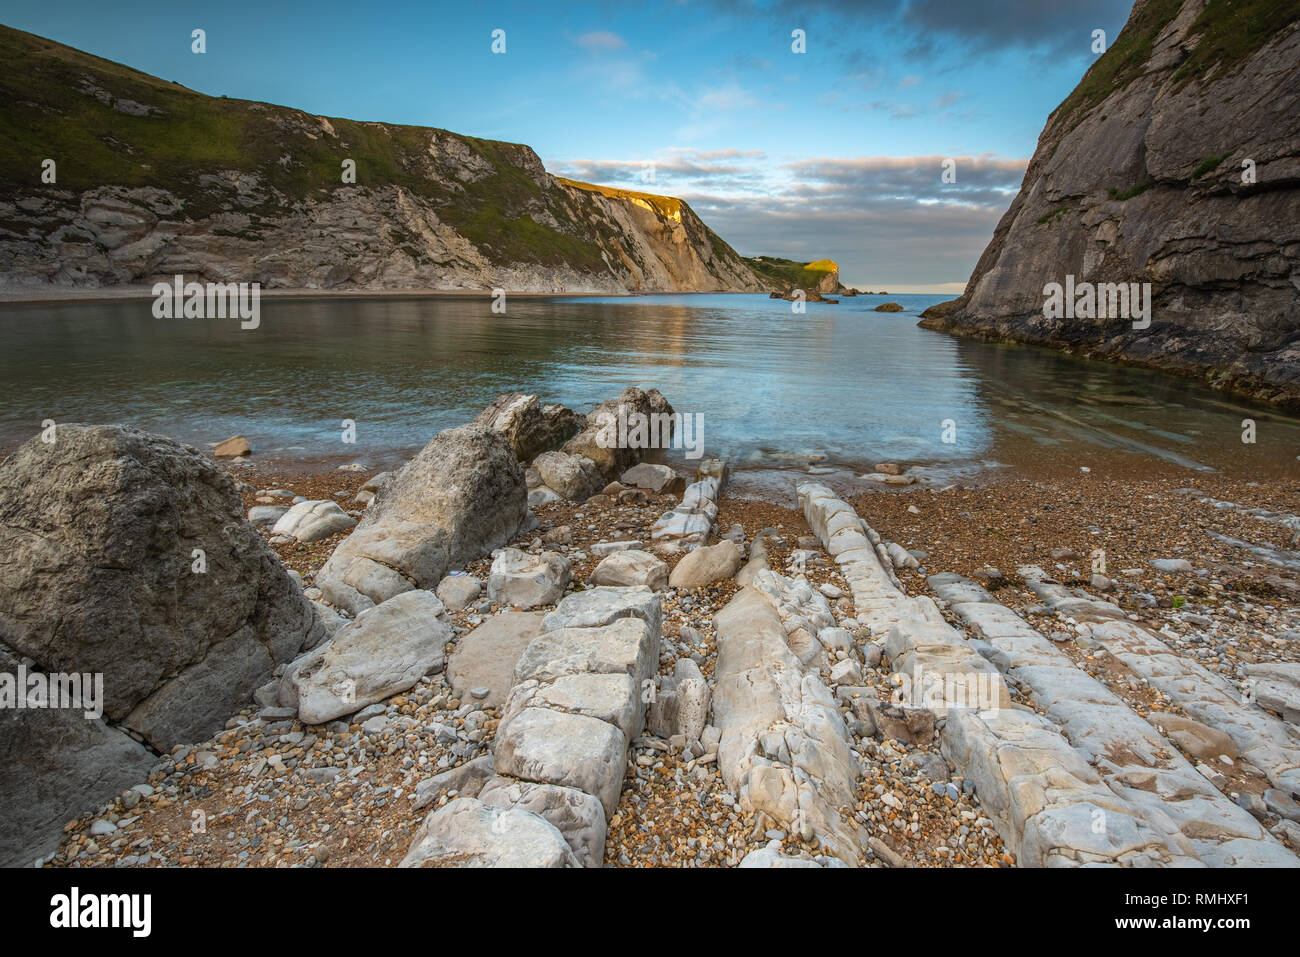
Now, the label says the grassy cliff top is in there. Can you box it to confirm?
[556,178,684,221]
[744,255,839,289]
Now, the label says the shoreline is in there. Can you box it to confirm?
[0,286,775,307]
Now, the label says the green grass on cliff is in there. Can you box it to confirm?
[1052,0,1299,131]
[745,256,838,289]
[0,24,634,271]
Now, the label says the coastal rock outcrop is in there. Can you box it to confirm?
[920,0,1300,409]
[316,424,527,615]
[0,26,764,296]
[0,424,325,750]
[526,387,677,502]
[472,393,582,463]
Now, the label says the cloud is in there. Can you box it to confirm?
[546,149,1028,286]
[574,30,627,51]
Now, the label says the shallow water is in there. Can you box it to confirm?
[1,292,1297,483]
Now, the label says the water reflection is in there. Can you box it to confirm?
[0,293,1295,478]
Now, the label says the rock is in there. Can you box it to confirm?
[354,471,392,508]
[542,525,572,546]
[560,387,675,477]
[531,450,602,502]
[516,617,660,694]
[472,393,581,463]
[865,700,935,745]
[280,590,450,725]
[873,302,904,312]
[830,659,863,685]
[540,586,663,637]
[1149,712,1239,761]
[874,462,904,475]
[316,424,527,615]
[0,424,323,751]
[591,540,642,556]
[247,505,289,526]
[478,776,607,867]
[886,542,919,570]
[271,500,357,542]
[400,797,577,868]
[620,463,677,493]
[592,549,669,591]
[503,672,641,742]
[447,611,546,709]
[528,487,562,507]
[311,601,346,639]
[213,435,251,457]
[1151,558,1193,573]
[673,659,710,744]
[0,649,155,867]
[413,754,496,808]
[818,627,854,654]
[488,548,572,609]
[1244,662,1300,723]
[739,845,824,868]
[494,708,628,816]
[1264,788,1300,824]
[435,574,482,612]
[668,540,743,588]
[917,3,1300,408]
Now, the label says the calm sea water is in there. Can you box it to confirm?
[1,292,1297,487]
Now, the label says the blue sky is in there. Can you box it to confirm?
[4,0,1135,291]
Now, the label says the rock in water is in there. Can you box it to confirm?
[213,434,251,457]
[280,589,451,724]
[317,424,527,615]
[560,387,675,477]
[918,2,1300,409]
[473,393,582,462]
[0,424,324,750]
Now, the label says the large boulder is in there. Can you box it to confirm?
[473,393,582,463]
[560,387,675,477]
[279,589,451,725]
[317,425,527,615]
[0,424,324,750]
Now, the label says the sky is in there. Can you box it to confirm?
[3,0,1137,291]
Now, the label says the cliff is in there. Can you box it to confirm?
[919,0,1300,409]
[746,256,842,294]
[0,26,762,294]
